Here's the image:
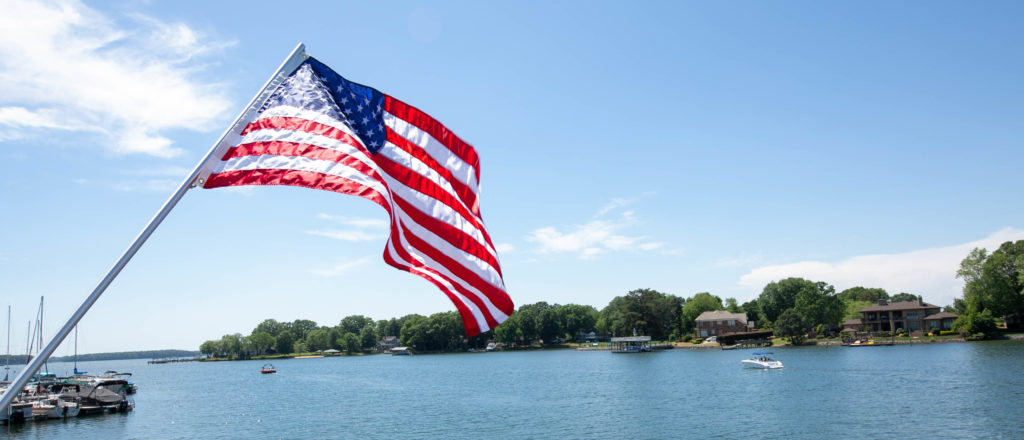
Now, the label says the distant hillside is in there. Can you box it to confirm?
[3,349,198,364]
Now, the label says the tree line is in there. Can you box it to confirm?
[200,240,1023,356]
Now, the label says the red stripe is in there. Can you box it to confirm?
[391,196,503,279]
[382,249,483,337]
[375,155,497,253]
[219,141,386,187]
[392,218,512,320]
[205,169,391,212]
[240,116,363,151]
[384,96,480,182]
[386,129,481,217]
[384,230,500,332]
[384,221,498,329]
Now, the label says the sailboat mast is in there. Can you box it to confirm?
[4,306,9,381]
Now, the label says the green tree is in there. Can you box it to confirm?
[757,278,813,325]
[199,340,218,358]
[837,287,889,303]
[890,292,919,303]
[305,328,332,352]
[342,332,360,354]
[557,304,598,340]
[793,281,842,329]
[952,310,999,340]
[725,298,741,313]
[275,331,295,354]
[740,300,761,327]
[252,319,285,338]
[774,309,807,345]
[338,315,374,336]
[290,319,318,341]
[359,326,378,350]
[248,331,276,355]
[219,333,243,359]
[957,241,1024,326]
[681,292,723,335]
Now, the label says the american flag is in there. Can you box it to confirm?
[202,58,512,336]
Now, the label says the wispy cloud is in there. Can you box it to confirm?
[0,0,233,157]
[527,200,664,259]
[307,229,387,242]
[310,258,371,277]
[738,227,1024,307]
[495,243,515,254]
[307,214,389,242]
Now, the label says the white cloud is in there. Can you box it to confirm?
[527,200,664,259]
[0,0,233,157]
[307,229,386,242]
[316,214,389,229]
[307,214,389,242]
[495,243,515,254]
[310,258,370,277]
[738,227,1024,308]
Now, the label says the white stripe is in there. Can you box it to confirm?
[391,201,505,291]
[388,216,509,324]
[216,155,388,196]
[385,235,494,333]
[240,128,365,156]
[379,163,497,259]
[384,111,480,194]
[378,141,481,224]
[258,105,362,140]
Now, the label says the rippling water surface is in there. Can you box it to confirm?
[4,341,1024,439]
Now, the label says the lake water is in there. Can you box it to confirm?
[4,341,1024,439]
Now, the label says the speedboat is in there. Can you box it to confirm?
[742,352,784,369]
[261,363,277,374]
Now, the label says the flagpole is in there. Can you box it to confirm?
[0,43,310,412]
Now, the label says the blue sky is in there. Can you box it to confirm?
[1,0,1022,355]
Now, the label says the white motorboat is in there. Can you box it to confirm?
[741,352,784,369]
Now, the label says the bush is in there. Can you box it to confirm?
[691,338,703,344]
[681,334,693,342]
[939,330,955,336]
[953,311,999,340]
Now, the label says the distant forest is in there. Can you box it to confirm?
[3,349,198,365]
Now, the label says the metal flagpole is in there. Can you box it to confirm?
[0,43,310,412]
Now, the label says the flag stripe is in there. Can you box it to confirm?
[383,113,481,215]
[384,96,480,183]
[205,169,390,211]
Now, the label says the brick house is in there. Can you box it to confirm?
[695,310,749,337]
[857,297,945,333]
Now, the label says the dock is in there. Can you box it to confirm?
[147,357,199,364]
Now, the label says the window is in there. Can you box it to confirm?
[906,312,919,320]
[717,320,722,325]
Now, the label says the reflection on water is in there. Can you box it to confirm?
[5,341,1024,438]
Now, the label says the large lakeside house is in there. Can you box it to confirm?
[842,297,958,334]
[694,310,751,338]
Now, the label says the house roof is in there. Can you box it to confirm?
[924,312,959,320]
[859,300,940,312]
[842,318,862,326]
[694,310,747,324]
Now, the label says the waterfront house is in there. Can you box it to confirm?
[924,312,958,332]
[694,311,749,338]
[376,336,400,353]
[841,318,864,333]
[858,297,942,333]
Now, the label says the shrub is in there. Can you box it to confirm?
[691,338,703,344]
[939,330,956,336]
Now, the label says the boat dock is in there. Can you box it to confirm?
[147,357,199,364]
